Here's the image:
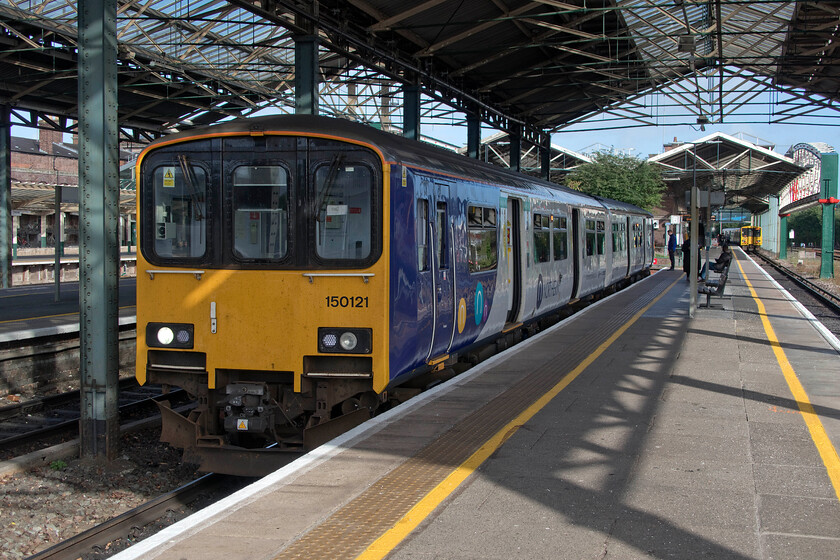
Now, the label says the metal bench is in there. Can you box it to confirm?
[698,266,729,308]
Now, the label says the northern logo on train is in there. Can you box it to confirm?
[474,282,485,326]
[536,274,543,309]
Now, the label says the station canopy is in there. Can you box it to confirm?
[648,133,808,215]
[1,1,838,142]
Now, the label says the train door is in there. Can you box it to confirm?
[430,182,454,360]
[506,197,522,324]
[603,213,614,285]
[625,216,632,275]
[571,208,581,299]
[647,218,654,265]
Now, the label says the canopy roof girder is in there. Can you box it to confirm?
[0,0,837,144]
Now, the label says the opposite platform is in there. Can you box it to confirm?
[112,248,840,560]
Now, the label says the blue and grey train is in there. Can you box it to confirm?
[136,115,654,475]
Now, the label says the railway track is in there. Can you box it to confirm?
[25,473,250,560]
[0,381,186,455]
[752,251,840,314]
[808,248,840,262]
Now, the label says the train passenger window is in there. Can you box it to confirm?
[597,220,606,255]
[533,214,550,263]
[314,162,373,261]
[436,201,447,268]
[612,223,626,253]
[553,216,568,261]
[468,206,483,227]
[417,199,429,271]
[585,219,596,257]
[152,162,207,260]
[232,166,288,260]
[468,205,497,273]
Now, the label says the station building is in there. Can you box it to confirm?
[10,124,138,258]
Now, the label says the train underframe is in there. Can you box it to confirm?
[148,366,387,476]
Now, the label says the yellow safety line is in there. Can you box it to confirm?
[735,254,840,501]
[0,306,136,325]
[356,274,684,560]
[0,312,78,324]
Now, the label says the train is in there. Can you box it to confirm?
[721,227,741,246]
[740,225,762,250]
[135,114,654,475]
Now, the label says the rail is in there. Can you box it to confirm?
[752,251,840,314]
[26,474,234,560]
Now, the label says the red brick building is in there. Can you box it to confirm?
[11,124,137,255]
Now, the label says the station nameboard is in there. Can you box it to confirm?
[781,144,823,207]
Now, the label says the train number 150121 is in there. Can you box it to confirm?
[325,296,369,308]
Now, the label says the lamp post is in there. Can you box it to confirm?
[690,144,698,317]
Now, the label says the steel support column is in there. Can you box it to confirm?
[819,153,838,279]
[689,145,699,317]
[779,214,788,260]
[403,85,420,141]
[509,126,521,173]
[467,114,480,159]
[78,0,120,461]
[0,105,11,288]
[295,35,319,115]
[541,133,551,181]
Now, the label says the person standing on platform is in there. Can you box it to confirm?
[667,228,677,270]
[681,237,691,279]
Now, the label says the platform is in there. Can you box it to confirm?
[111,248,840,560]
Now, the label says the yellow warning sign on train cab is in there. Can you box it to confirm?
[237,419,248,431]
[163,167,175,188]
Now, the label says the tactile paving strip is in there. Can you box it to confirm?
[273,273,675,560]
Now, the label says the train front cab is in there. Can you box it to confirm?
[136,130,392,473]
[740,226,761,250]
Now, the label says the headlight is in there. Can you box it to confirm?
[157,327,175,345]
[318,328,371,354]
[146,323,195,349]
[321,333,338,349]
[339,332,358,351]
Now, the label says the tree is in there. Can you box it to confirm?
[787,206,840,248]
[566,152,665,211]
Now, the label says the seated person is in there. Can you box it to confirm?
[700,244,732,280]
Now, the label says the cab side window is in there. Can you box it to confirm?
[417,199,429,271]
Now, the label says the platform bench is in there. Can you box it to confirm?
[699,266,729,308]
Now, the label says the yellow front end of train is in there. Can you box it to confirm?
[740,226,762,250]
[134,120,391,474]
[136,263,390,391]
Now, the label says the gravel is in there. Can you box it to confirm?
[0,429,201,559]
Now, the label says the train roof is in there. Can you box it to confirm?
[150,114,649,216]
[592,196,651,217]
